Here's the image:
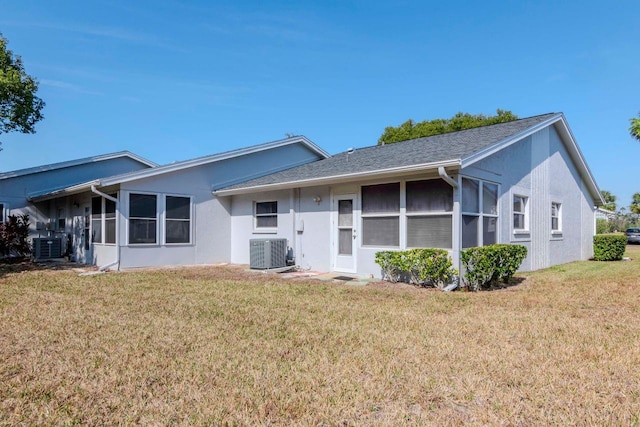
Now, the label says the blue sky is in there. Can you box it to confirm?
[1,1,639,208]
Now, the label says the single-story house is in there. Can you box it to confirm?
[11,136,329,268]
[1,113,603,277]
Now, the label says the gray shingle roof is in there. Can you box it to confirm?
[218,113,557,192]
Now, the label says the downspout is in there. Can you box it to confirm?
[90,185,120,271]
[438,166,458,188]
[438,167,459,291]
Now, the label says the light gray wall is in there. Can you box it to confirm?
[230,185,335,272]
[464,124,596,271]
[113,142,323,269]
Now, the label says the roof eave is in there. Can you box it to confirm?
[214,160,461,196]
[27,180,99,202]
[461,113,604,206]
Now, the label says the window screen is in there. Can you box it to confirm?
[91,197,102,243]
[129,194,157,244]
[105,197,116,244]
[462,178,479,213]
[406,180,453,212]
[462,215,479,248]
[362,217,399,246]
[362,183,400,214]
[166,196,191,243]
[407,215,452,248]
[255,201,278,228]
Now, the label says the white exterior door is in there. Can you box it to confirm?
[332,194,357,273]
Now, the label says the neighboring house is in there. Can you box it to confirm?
[1,113,603,278]
[595,207,616,221]
[23,136,329,268]
[0,152,156,261]
[216,113,603,276]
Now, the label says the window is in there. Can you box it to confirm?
[105,198,116,244]
[255,201,278,230]
[551,202,562,232]
[165,196,191,244]
[406,179,453,248]
[57,208,66,231]
[129,193,157,244]
[513,195,528,231]
[362,182,400,247]
[91,197,102,243]
[92,195,117,244]
[462,178,499,248]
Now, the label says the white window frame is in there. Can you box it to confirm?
[163,194,193,245]
[513,194,529,234]
[361,181,401,248]
[461,177,500,248]
[551,201,562,235]
[254,200,278,233]
[128,192,159,245]
[91,195,117,245]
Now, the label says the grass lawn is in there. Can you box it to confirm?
[1,247,640,425]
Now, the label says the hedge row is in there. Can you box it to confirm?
[374,249,456,289]
[593,234,626,261]
[460,244,527,291]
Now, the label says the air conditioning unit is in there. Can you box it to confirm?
[250,238,287,269]
[33,238,63,260]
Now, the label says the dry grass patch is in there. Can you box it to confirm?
[1,250,640,425]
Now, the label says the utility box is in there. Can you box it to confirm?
[249,238,287,269]
[33,238,63,259]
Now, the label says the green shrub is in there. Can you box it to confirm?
[374,251,405,283]
[593,234,627,261]
[375,249,456,289]
[596,219,609,235]
[461,244,527,291]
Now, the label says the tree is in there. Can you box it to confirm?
[630,113,640,142]
[0,214,31,257]
[0,33,45,148]
[600,190,617,212]
[630,192,640,216]
[378,109,518,145]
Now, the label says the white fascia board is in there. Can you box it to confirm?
[552,116,604,205]
[214,160,461,196]
[0,151,156,180]
[461,113,564,168]
[99,136,329,187]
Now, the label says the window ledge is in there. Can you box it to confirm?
[253,229,277,234]
[513,229,530,235]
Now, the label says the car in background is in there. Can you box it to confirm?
[624,228,640,244]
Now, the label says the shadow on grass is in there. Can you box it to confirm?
[0,258,84,278]
[482,276,527,291]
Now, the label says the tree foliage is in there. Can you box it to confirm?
[630,113,640,142]
[378,109,518,145]
[0,33,45,146]
[600,190,617,212]
[631,192,640,216]
[0,214,31,257]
